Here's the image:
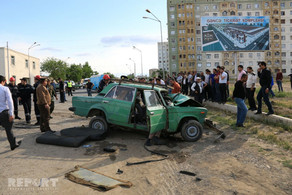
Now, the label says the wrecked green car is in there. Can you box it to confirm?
[69,82,207,142]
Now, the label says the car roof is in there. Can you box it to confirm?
[100,82,168,94]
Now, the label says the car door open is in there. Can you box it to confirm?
[143,90,166,134]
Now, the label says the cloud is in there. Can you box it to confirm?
[40,47,62,52]
[75,52,92,57]
[100,35,159,47]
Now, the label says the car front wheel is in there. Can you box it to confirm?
[181,120,203,142]
[89,116,108,134]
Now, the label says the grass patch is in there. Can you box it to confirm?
[257,133,292,151]
[282,160,292,169]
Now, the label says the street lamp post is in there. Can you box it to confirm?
[28,42,40,84]
[133,46,143,76]
[143,9,165,80]
[129,58,136,77]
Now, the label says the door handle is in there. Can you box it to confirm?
[103,100,109,103]
[150,112,154,115]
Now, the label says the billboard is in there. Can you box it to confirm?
[201,16,270,51]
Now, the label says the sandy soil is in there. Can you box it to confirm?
[0,89,291,195]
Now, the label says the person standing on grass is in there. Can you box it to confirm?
[255,61,274,115]
[276,69,283,92]
[219,66,228,104]
[237,65,246,81]
[246,67,257,111]
[232,74,248,127]
[214,67,221,102]
[0,75,22,150]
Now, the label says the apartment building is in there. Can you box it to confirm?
[167,0,292,77]
[0,47,40,84]
[158,42,169,72]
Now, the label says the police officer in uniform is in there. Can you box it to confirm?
[18,78,33,123]
[8,77,21,119]
[67,79,73,96]
[33,75,41,125]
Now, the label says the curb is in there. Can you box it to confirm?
[204,101,292,127]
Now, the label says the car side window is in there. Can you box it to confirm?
[115,86,135,102]
[105,86,135,102]
[144,90,162,107]
[105,86,117,99]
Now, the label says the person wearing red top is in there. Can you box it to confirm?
[170,78,181,94]
[276,69,283,92]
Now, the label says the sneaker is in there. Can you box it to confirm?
[255,111,262,115]
[236,124,245,127]
[15,116,21,120]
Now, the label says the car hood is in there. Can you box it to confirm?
[168,93,202,107]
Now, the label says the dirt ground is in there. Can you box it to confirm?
[0,89,291,195]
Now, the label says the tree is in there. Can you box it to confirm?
[82,62,94,78]
[41,57,68,80]
[126,73,135,79]
[103,72,115,79]
[67,64,83,82]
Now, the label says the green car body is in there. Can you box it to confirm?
[70,83,208,141]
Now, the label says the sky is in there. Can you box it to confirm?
[0,0,168,77]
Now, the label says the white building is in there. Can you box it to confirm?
[0,47,40,84]
[158,42,169,72]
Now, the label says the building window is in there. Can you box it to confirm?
[281,19,285,24]
[33,62,36,69]
[214,54,219,58]
[257,53,261,57]
[11,56,15,65]
[281,11,285,16]
[282,52,286,57]
[247,12,251,16]
[282,69,286,73]
[196,30,201,34]
[282,27,285,32]
[213,13,218,16]
[282,44,286,49]
[246,4,251,9]
[238,4,242,9]
[255,4,259,8]
[240,53,244,58]
[222,11,227,16]
[206,54,211,59]
[255,12,260,16]
[206,62,211,67]
[197,54,202,61]
[238,12,242,16]
[230,11,235,16]
[215,62,219,67]
[171,31,175,35]
[213,5,217,10]
[281,3,285,8]
[282,60,286,65]
[224,61,229,66]
[248,53,253,58]
[170,6,175,11]
[197,63,202,67]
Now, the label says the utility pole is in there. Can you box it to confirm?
[7,42,10,79]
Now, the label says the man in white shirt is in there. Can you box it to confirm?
[0,75,21,150]
[246,67,257,111]
[219,67,228,103]
[176,73,183,86]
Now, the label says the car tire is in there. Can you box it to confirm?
[89,116,108,134]
[181,120,203,142]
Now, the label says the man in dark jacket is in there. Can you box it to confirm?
[232,74,248,127]
[255,61,274,115]
[8,77,21,119]
[33,75,41,125]
[58,78,65,103]
[18,78,34,123]
[97,74,112,93]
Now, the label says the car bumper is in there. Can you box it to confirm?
[69,107,76,112]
